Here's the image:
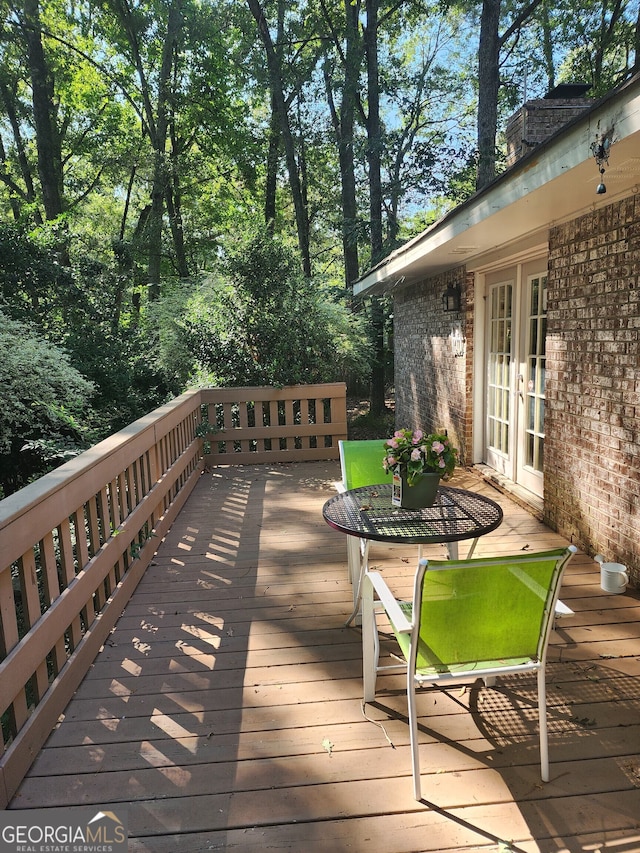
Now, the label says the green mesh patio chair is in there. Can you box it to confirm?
[338,439,388,492]
[361,545,577,800]
[337,439,389,625]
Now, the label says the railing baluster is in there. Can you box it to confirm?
[58,518,82,652]
[0,565,19,658]
[18,550,49,704]
[87,496,101,559]
[18,549,41,629]
[299,398,310,449]
[198,384,347,464]
[40,532,66,677]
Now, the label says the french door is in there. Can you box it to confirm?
[484,261,547,498]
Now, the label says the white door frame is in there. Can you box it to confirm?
[514,263,547,495]
[471,247,548,498]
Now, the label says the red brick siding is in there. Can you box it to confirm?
[545,195,640,585]
[393,267,472,463]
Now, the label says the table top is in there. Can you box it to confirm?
[322,483,503,545]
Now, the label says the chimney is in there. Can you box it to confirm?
[505,83,592,166]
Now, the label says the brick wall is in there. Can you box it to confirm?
[393,267,472,462]
[505,99,591,166]
[545,194,640,585]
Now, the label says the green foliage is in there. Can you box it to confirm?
[149,229,374,389]
[63,320,174,435]
[0,311,95,495]
[0,225,173,492]
[537,0,639,95]
[0,223,74,325]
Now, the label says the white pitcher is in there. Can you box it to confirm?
[594,555,629,594]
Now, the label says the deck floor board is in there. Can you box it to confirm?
[8,462,640,852]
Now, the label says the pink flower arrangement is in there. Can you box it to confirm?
[383,428,458,486]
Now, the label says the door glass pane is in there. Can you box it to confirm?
[524,275,546,472]
[531,279,539,315]
[487,282,512,456]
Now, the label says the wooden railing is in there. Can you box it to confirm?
[0,383,346,807]
[200,384,347,465]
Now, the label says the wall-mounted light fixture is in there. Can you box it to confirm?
[442,283,461,313]
[591,130,612,195]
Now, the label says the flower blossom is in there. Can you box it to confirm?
[382,428,458,483]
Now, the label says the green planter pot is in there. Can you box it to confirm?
[392,471,441,509]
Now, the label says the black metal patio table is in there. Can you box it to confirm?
[322,483,503,625]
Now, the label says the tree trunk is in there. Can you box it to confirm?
[112,0,183,298]
[341,0,363,291]
[0,80,41,221]
[23,0,65,222]
[265,100,280,232]
[264,1,286,233]
[364,0,383,264]
[322,0,362,292]
[148,0,184,298]
[476,0,501,191]
[247,0,312,278]
[167,112,189,279]
[364,0,386,415]
[165,184,189,279]
[477,0,545,189]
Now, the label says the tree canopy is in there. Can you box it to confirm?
[0,0,638,491]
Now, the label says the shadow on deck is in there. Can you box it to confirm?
[8,462,640,852]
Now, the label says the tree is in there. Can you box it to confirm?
[22,0,65,222]
[320,0,364,291]
[148,228,373,388]
[550,0,640,95]
[476,0,549,190]
[2,0,638,461]
[246,0,313,277]
[476,0,501,189]
[0,310,94,495]
[104,0,187,297]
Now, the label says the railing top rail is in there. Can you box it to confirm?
[200,382,346,402]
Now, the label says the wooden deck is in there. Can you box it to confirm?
[8,462,640,852]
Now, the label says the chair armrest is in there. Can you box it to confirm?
[366,571,412,633]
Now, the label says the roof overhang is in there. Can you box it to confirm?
[354,72,640,298]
